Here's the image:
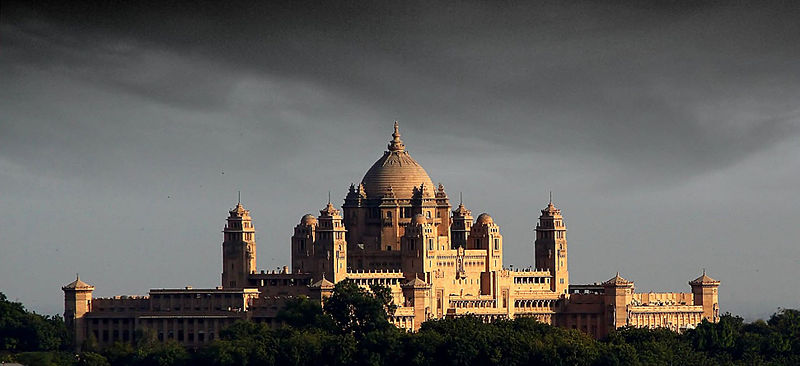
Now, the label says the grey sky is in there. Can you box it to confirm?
[1,1,799,319]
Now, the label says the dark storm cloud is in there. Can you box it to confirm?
[5,1,800,184]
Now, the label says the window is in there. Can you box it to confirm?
[426,211,431,218]
[494,238,499,250]
[428,239,434,250]
[386,211,392,218]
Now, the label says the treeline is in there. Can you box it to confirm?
[2,283,799,366]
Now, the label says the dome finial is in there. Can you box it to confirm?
[388,121,405,152]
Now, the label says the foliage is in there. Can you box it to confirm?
[275,295,334,331]
[0,292,69,352]
[10,351,76,366]
[322,280,397,337]
[78,351,110,366]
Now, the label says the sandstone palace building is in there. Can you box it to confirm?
[64,123,720,347]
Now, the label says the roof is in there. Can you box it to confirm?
[541,201,561,216]
[361,123,435,199]
[63,275,94,290]
[453,203,471,217]
[402,277,430,288]
[300,214,317,225]
[229,202,248,217]
[690,271,720,285]
[310,277,335,289]
[476,213,494,225]
[319,202,340,216]
[602,272,633,287]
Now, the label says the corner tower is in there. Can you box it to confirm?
[317,202,348,282]
[535,199,569,294]
[222,201,257,288]
[690,270,721,322]
[63,275,94,349]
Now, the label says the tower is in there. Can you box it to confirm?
[690,270,721,322]
[450,200,473,249]
[402,214,437,280]
[467,213,503,296]
[467,213,503,270]
[602,273,634,332]
[291,214,317,273]
[534,199,569,294]
[317,202,348,282]
[221,201,257,288]
[62,275,94,349]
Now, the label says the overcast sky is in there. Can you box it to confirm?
[2,1,799,319]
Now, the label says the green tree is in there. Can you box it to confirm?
[686,314,741,355]
[103,341,135,366]
[0,292,68,352]
[275,296,334,330]
[767,308,800,355]
[322,280,397,336]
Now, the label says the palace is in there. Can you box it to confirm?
[63,123,719,348]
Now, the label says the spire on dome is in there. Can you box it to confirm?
[388,121,405,152]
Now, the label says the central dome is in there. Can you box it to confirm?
[361,123,435,199]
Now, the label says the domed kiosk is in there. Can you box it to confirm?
[343,122,452,266]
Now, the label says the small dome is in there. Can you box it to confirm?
[476,213,493,224]
[300,214,317,225]
[411,214,428,225]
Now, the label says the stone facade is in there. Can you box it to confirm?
[64,123,720,347]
